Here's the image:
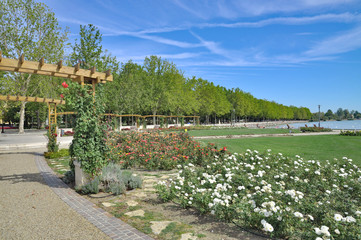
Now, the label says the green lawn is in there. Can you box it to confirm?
[200,135,361,166]
[188,128,300,137]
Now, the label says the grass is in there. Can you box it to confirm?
[45,155,71,174]
[200,135,361,165]
[188,127,300,137]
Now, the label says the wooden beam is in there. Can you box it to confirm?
[104,69,111,77]
[0,95,65,104]
[0,57,113,82]
[0,66,72,79]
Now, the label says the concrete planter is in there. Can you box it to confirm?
[73,160,90,188]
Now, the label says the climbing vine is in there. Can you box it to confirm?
[63,81,109,176]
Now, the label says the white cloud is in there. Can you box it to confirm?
[172,0,358,19]
[305,26,361,56]
[200,13,361,29]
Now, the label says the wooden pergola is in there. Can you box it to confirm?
[0,52,112,136]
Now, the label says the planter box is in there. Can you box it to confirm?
[73,160,90,188]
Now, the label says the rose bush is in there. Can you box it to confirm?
[107,131,227,170]
[156,149,361,239]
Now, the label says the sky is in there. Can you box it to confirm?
[40,0,361,113]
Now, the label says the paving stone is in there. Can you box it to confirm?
[150,221,173,235]
[124,209,145,217]
[102,202,116,207]
[128,191,147,198]
[180,233,197,240]
[126,200,138,207]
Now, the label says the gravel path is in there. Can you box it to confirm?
[0,150,110,240]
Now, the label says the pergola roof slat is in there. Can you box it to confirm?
[0,56,113,82]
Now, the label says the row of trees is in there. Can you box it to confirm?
[311,108,361,121]
[0,0,311,133]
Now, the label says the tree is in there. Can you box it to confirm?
[325,109,334,120]
[143,56,182,124]
[0,0,68,133]
[336,108,344,120]
[70,24,118,72]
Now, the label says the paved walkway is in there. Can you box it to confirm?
[0,129,72,151]
[0,130,153,240]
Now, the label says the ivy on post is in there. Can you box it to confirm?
[46,102,59,153]
[64,79,110,177]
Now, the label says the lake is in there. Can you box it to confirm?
[278,119,361,130]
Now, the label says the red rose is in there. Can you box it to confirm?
[60,94,64,99]
[62,81,68,88]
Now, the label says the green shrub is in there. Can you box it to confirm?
[80,177,100,194]
[300,126,332,132]
[45,124,59,153]
[100,163,142,195]
[340,130,361,136]
[108,181,126,195]
[62,170,75,184]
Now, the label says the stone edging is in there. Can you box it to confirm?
[35,153,153,240]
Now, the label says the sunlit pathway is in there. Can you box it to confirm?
[0,150,110,239]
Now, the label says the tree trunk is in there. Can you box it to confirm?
[153,110,156,126]
[119,116,122,131]
[18,101,26,134]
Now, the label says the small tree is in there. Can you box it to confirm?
[65,82,109,176]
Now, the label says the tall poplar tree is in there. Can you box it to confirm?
[0,0,68,133]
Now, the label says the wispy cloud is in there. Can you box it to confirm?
[200,13,361,29]
[190,32,229,56]
[172,0,358,19]
[305,26,361,56]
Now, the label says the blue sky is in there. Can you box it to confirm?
[41,0,361,113]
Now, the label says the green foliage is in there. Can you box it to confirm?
[65,82,109,176]
[45,124,59,153]
[300,126,332,132]
[340,130,361,136]
[108,181,126,195]
[63,170,75,184]
[0,0,68,133]
[80,177,100,194]
[44,148,69,159]
[155,182,175,202]
[100,163,142,195]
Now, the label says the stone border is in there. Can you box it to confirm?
[35,153,153,240]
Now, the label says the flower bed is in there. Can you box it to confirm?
[300,126,332,132]
[107,131,226,170]
[156,149,361,239]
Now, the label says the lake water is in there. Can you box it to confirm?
[278,120,361,130]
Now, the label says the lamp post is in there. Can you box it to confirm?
[318,105,321,128]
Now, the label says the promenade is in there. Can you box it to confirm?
[0,130,152,240]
